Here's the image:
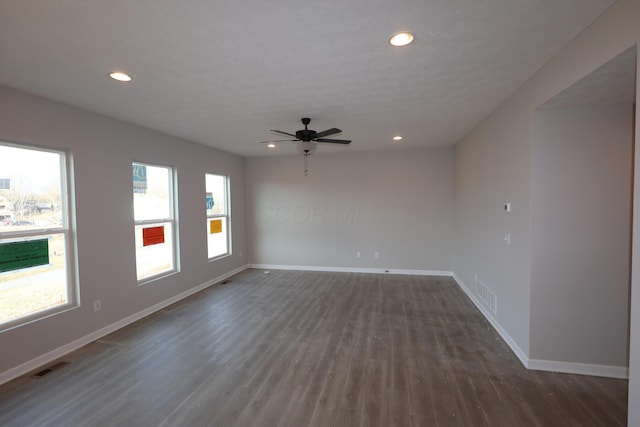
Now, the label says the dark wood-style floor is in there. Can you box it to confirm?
[0,269,628,426]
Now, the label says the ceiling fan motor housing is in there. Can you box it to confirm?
[295,117,315,141]
[295,129,316,141]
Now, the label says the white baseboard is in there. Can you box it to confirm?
[0,265,248,386]
[248,264,452,276]
[528,359,629,379]
[451,273,629,379]
[451,273,530,367]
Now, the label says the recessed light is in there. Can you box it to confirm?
[109,71,132,82]
[267,143,276,148]
[389,32,414,47]
[393,136,403,141]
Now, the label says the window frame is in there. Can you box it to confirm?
[205,173,231,261]
[132,161,179,284]
[0,141,77,332]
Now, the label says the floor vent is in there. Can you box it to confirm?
[476,278,497,314]
[33,361,69,378]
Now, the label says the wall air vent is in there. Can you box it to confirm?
[33,361,70,378]
[476,278,497,314]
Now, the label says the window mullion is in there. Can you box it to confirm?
[135,218,173,226]
[0,228,66,240]
[206,214,227,220]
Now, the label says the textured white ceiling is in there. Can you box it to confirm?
[0,0,616,157]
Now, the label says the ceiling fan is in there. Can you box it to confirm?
[261,118,351,175]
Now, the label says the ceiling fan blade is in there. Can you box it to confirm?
[260,140,297,143]
[270,129,298,138]
[314,128,342,138]
[315,138,351,144]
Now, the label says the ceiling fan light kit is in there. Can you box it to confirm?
[296,140,317,156]
[261,117,351,176]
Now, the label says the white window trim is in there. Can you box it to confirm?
[0,142,78,332]
[133,161,179,285]
[206,173,231,261]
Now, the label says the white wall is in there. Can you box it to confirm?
[453,100,533,357]
[246,148,453,272]
[531,104,633,368]
[0,85,246,379]
[454,0,639,423]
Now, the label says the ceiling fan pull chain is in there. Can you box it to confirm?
[304,154,309,176]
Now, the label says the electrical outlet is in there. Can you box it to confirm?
[356,251,361,258]
[374,251,380,259]
[93,299,101,312]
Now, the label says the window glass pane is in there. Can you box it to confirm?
[0,234,69,325]
[207,217,228,259]
[0,142,73,329]
[205,174,229,260]
[205,174,226,216]
[133,162,176,282]
[134,222,174,281]
[0,145,63,233]
[133,164,171,221]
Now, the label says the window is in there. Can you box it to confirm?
[0,142,76,330]
[133,162,177,282]
[205,174,230,259]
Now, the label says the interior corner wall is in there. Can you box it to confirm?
[629,97,640,425]
[453,0,639,387]
[530,104,633,368]
[0,85,247,379]
[245,148,453,272]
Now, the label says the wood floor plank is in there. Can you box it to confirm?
[361,358,388,427]
[0,269,628,426]
[307,339,352,426]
